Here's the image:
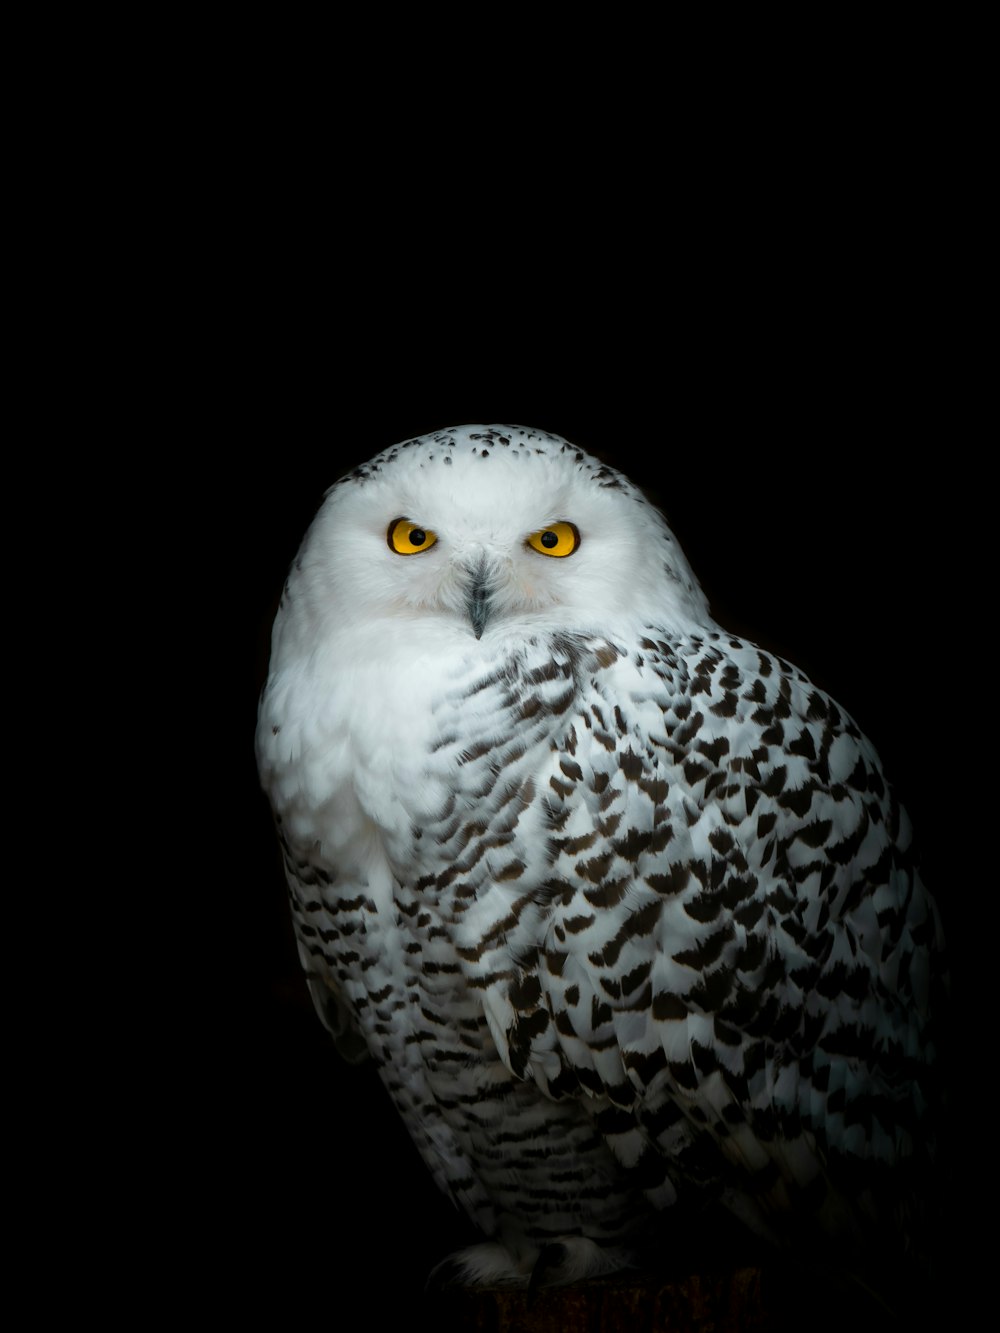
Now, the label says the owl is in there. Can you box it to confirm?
[256,425,944,1288]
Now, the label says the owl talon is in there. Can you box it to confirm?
[529,1242,568,1290]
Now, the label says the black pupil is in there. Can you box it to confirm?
[409,528,426,547]
[541,530,558,548]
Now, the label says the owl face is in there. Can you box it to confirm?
[285,426,709,653]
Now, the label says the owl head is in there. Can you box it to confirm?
[275,426,710,658]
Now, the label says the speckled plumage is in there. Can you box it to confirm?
[256,425,944,1286]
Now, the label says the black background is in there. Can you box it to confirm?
[26,32,988,1328]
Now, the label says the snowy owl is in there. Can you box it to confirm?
[256,425,945,1288]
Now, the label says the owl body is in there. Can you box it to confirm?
[257,426,943,1285]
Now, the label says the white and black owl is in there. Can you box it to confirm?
[255,425,945,1287]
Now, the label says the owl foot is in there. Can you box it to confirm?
[428,1236,631,1288]
[528,1237,632,1287]
[529,1242,571,1289]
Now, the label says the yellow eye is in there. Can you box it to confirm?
[526,521,580,558]
[387,517,438,555]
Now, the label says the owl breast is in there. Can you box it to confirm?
[263,628,659,1254]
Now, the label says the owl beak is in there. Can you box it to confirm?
[464,560,493,639]
[468,580,491,639]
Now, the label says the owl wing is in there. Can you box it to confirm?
[288,879,370,1066]
[486,630,944,1237]
[283,854,505,1236]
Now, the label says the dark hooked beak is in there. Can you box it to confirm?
[465,563,493,640]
